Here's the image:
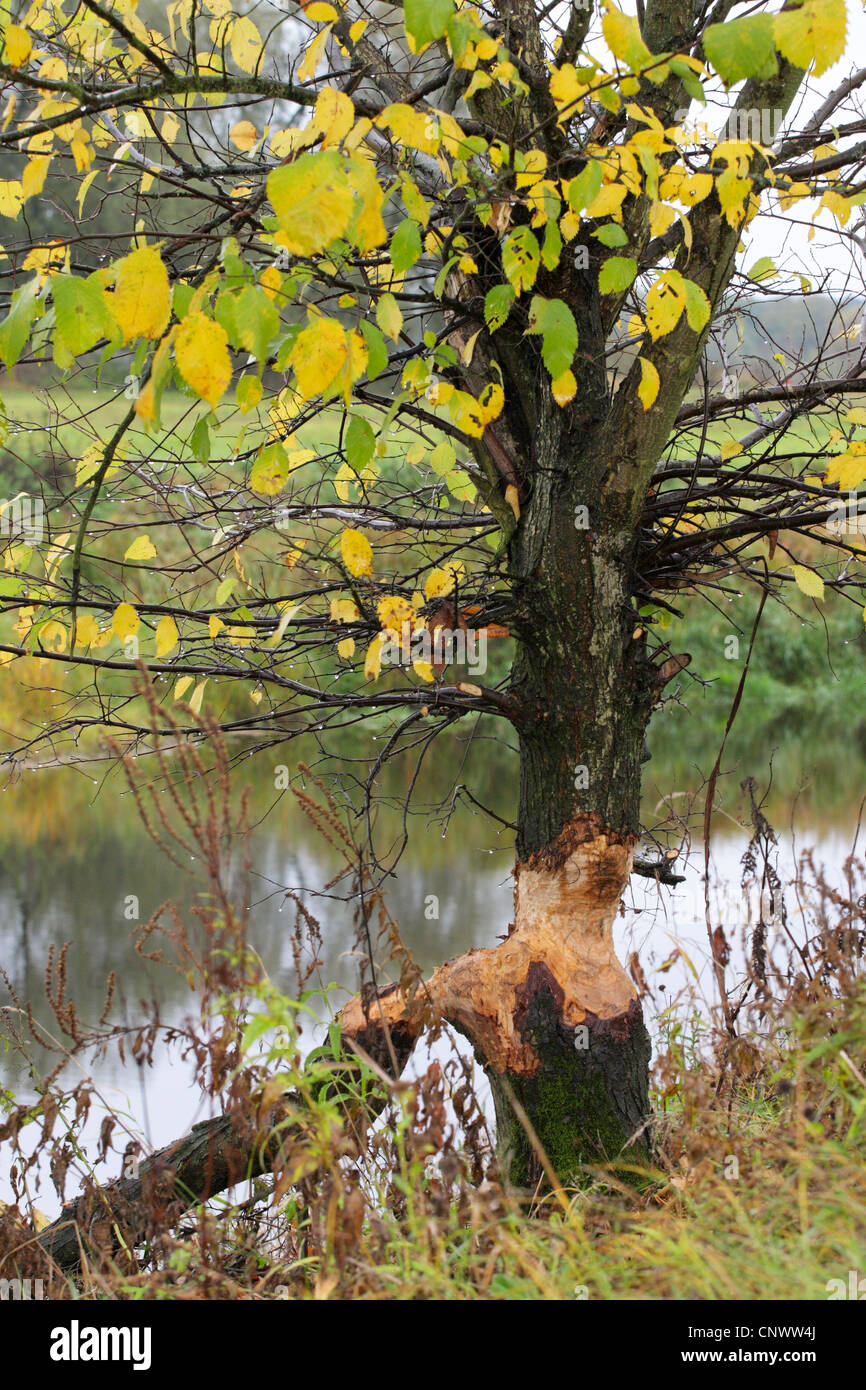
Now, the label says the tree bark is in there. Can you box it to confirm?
[339,406,658,1187]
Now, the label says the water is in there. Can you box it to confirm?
[1,757,862,1216]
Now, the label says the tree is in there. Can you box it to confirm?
[1,0,864,1203]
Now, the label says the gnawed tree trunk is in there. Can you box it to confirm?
[341,823,652,1189]
[341,485,658,1186]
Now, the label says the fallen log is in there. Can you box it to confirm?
[36,1013,417,1272]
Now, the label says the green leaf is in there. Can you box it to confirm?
[0,277,42,369]
[747,256,777,283]
[359,320,388,380]
[598,256,637,295]
[682,278,711,332]
[190,416,211,464]
[445,11,476,64]
[52,274,118,356]
[430,439,456,475]
[404,0,454,53]
[214,289,239,345]
[526,296,578,378]
[345,414,376,471]
[484,284,515,331]
[704,15,778,85]
[234,285,280,367]
[567,160,603,212]
[502,226,540,295]
[376,291,403,343]
[669,58,705,103]
[173,282,195,319]
[593,223,629,248]
[541,219,563,271]
[390,218,422,273]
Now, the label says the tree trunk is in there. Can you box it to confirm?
[482,389,656,1185]
[338,408,657,1188]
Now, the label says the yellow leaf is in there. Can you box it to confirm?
[314,87,355,147]
[3,25,32,69]
[134,380,157,424]
[378,594,414,635]
[602,4,652,70]
[449,381,504,437]
[716,169,751,228]
[825,446,866,491]
[505,484,520,520]
[552,369,577,406]
[345,156,387,250]
[250,446,288,496]
[112,602,140,640]
[269,127,317,160]
[110,244,171,344]
[39,620,67,652]
[792,564,824,600]
[175,312,232,406]
[75,444,103,487]
[268,150,357,257]
[333,461,353,501]
[236,374,263,415]
[287,447,317,473]
[331,597,359,624]
[189,678,208,714]
[425,562,464,599]
[584,183,628,220]
[230,120,259,151]
[646,272,686,340]
[337,636,355,658]
[0,180,24,218]
[364,632,385,680]
[298,24,331,83]
[816,190,850,225]
[21,157,51,193]
[229,15,262,73]
[124,534,158,561]
[377,103,440,155]
[289,316,353,399]
[258,265,282,299]
[778,181,811,211]
[74,613,100,648]
[549,64,586,115]
[155,615,179,657]
[720,440,743,461]
[637,356,659,410]
[174,676,193,701]
[774,0,846,78]
[341,527,373,576]
[70,129,93,172]
[413,658,434,682]
[649,202,676,237]
[305,2,338,20]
